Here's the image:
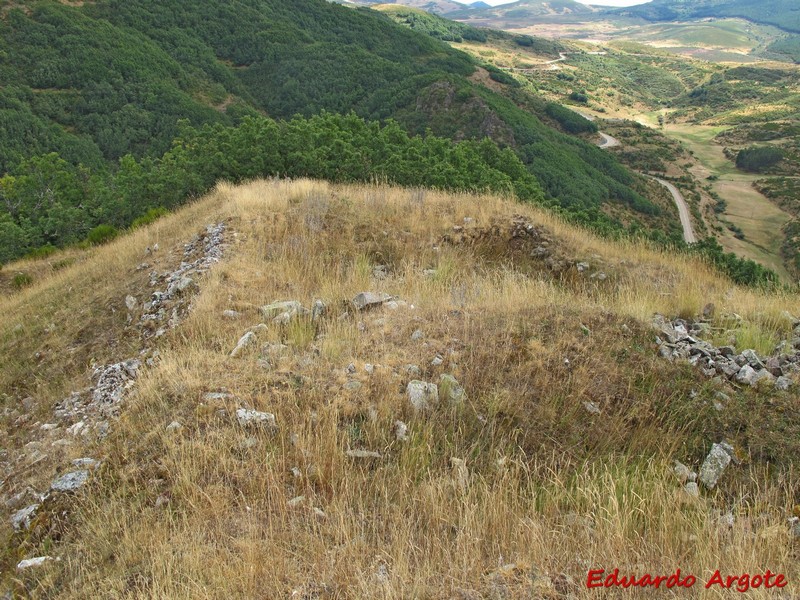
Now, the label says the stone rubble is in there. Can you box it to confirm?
[698,443,735,490]
[5,223,227,543]
[653,314,798,389]
[407,380,439,411]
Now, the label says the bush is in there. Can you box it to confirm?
[131,207,169,229]
[12,272,33,289]
[569,91,589,104]
[25,245,58,260]
[86,224,119,246]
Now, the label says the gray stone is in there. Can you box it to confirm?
[684,482,700,498]
[351,292,393,311]
[222,310,242,319]
[431,354,444,367]
[439,374,465,404]
[735,364,758,385]
[411,329,424,341]
[343,380,362,392]
[71,457,100,470]
[230,331,257,358]
[751,369,776,387]
[699,444,732,489]
[576,262,590,273]
[11,504,39,531]
[582,401,601,415]
[311,299,326,322]
[718,346,735,357]
[404,364,421,377]
[345,449,382,459]
[394,420,409,441]
[673,461,695,484]
[51,470,90,493]
[236,408,276,429]
[775,376,792,391]
[741,349,764,369]
[125,295,137,311]
[407,380,438,411]
[166,421,183,432]
[260,300,305,319]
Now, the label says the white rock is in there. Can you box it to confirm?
[236,408,276,429]
[699,444,732,489]
[394,420,409,441]
[11,504,39,531]
[17,556,56,571]
[230,331,257,358]
[439,374,465,404]
[407,380,438,411]
[71,457,100,470]
[583,401,601,415]
[51,470,90,493]
[166,421,183,432]
[345,449,382,459]
[684,482,700,498]
[287,495,305,507]
[673,461,695,484]
[125,295,137,311]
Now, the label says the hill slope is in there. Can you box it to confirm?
[0,0,675,263]
[1,179,798,596]
[612,0,800,34]
[448,0,597,26]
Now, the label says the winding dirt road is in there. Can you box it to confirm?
[654,177,697,244]
[598,132,620,149]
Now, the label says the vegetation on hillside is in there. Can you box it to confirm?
[0,0,677,263]
[735,145,784,173]
[0,113,543,263]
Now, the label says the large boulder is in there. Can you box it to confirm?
[698,443,732,489]
[407,380,439,411]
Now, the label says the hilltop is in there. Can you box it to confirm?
[1,179,799,596]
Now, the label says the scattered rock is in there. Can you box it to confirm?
[404,364,421,377]
[287,495,305,508]
[684,482,700,498]
[582,401,601,415]
[343,380,362,392]
[407,380,438,411]
[71,457,100,470]
[345,449,382,459]
[51,470,90,493]
[11,504,39,531]
[311,299,326,322]
[394,420,409,441]
[698,443,732,489]
[230,331,257,358]
[17,556,56,571]
[439,374,465,404]
[166,421,183,433]
[260,300,306,320]
[776,376,792,391]
[430,354,444,367]
[673,461,696,484]
[236,408,276,429]
[125,295,137,311]
[351,292,393,311]
[411,329,424,341]
[222,310,242,319]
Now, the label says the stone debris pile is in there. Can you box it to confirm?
[653,314,798,389]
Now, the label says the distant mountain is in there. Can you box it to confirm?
[354,0,469,14]
[469,1,491,8]
[448,0,596,26]
[610,0,800,34]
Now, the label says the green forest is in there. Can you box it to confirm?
[0,0,780,286]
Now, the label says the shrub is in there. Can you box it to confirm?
[12,272,33,289]
[25,245,58,260]
[86,224,119,246]
[131,207,169,229]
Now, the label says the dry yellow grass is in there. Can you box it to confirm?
[1,180,798,598]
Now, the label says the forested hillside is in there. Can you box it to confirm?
[0,0,681,265]
[613,0,800,34]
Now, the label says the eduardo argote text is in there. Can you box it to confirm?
[587,568,788,593]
